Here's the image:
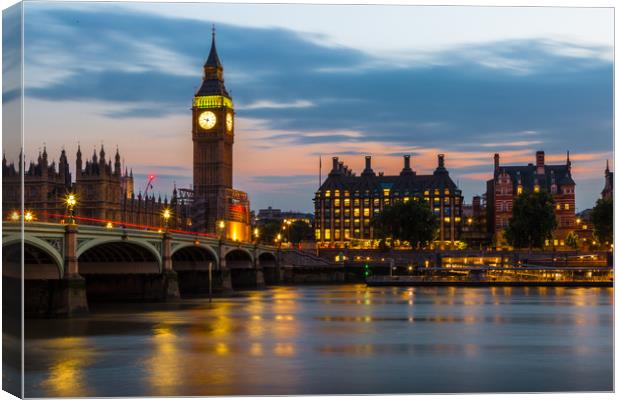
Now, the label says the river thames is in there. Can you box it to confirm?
[23,285,612,396]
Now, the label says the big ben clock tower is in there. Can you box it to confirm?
[192,28,250,240]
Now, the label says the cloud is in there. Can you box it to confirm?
[19,4,613,212]
[238,99,315,110]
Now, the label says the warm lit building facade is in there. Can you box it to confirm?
[314,154,463,248]
[2,146,190,229]
[486,150,576,248]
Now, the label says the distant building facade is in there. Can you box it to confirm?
[314,154,463,248]
[255,207,313,225]
[486,150,576,248]
[3,146,190,229]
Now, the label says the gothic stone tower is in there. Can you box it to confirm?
[192,30,238,234]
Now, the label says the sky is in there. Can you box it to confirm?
[4,1,614,212]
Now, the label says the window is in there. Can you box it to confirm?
[383,188,390,197]
[344,198,350,207]
[334,199,340,207]
[556,204,560,210]
[363,208,370,217]
[334,230,341,240]
[325,190,331,197]
[354,199,360,206]
[324,230,331,240]
[354,208,360,217]
[344,229,350,239]
[403,197,410,203]
[373,198,380,206]
[517,186,523,195]
[315,229,321,240]
[344,209,350,216]
[344,191,350,197]
[553,239,558,246]
[564,203,570,210]
[534,185,540,193]
[334,190,340,197]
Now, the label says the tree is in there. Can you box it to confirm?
[288,220,313,244]
[258,220,281,244]
[565,231,579,250]
[504,191,557,250]
[591,197,613,245]
[372,199,438,248]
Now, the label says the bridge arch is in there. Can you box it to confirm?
[171,243,219,266]
[2,235,64,279]
[77,238,162,274]
[258,251,278,285]
[225,248,254,268]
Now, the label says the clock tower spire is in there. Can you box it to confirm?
[192,27,244,236]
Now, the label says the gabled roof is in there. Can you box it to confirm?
[495,164,575,191]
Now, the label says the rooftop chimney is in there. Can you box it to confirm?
[362,155,375,177]
[494,153,500,171]
[536,151,545,174]
[400,154,414,176]
[434,154,448,175]
[332,156,339,171]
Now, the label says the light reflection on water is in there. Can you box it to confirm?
[24,285,612,396]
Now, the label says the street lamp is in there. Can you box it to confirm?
[10,211,19,221]
[253,227,260,244]
[218,220,226,240]
[161,207,172,230]
[24,211,34,222]
[64,193,77,224]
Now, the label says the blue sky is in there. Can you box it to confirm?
[6,2,614,212]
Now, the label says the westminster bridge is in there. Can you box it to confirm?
[2,221,279,316]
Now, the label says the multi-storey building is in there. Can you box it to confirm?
[314,154,463,248]
[2,146,190,229]
[486,150,576,248]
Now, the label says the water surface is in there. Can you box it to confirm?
[24,285,613,396]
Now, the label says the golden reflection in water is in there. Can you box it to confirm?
[273,342,295,357]
[250,342,264,356]
[145,323,182,396]
[41,336,94,397]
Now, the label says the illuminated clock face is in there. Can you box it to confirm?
[226,113,233,132]
[198,111,217,130]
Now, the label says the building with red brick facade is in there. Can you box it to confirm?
[486,150,576,249]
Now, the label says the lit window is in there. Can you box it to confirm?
[344,229,350,239]
[455,217,461,222]
[315,229,321,240]
[534,185,540,193]
[354,208,360,217]
[424,190,429,196]
[334,190,340,197]
[334,199,340,207]
[344,191,350,197]
[324,230,331,240]
[444,189,450,195]
[363,208,370,217]
[545,239,549,246]
[373,198,380,206]
[564,203,569,210]
[434,189,440,195]
[444,217,450,223]
[325,190,331,197]
[434,197,440,202]
[556,204,560,210]
[583,225,588,230]
[383,188,390,197]
[404,197,410,203]
[354,199,360,206]
[553,239,558,246]
[384,199,390,205]
[517,186,523,195]
[334,230,341,240]
[424,197,430,202]
[344,198,350,207]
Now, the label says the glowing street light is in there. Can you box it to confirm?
[10,211,19,221]
[24,211,34,222]
[161,208,172,230]
[106,222,113,229]
[64,193,77,224]
[218,220,226,240]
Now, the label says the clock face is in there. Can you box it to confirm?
[198,111,217,130]
[226,113,233,132]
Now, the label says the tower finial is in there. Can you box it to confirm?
[212,24,216,40]
[606,159,610,173]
